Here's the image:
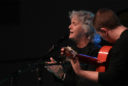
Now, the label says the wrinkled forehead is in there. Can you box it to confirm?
[71,15,83,23]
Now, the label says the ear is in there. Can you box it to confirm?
[100,27,108,33]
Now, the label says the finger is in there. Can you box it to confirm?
[73,56,79,63]
[61,48,65,51]
[61,52,64,55]
[45,61,53,64]
[50,57,57,63]
[50,57,54,61]
[45,58,56,64]
[70,59,74,65]
[60,48,65,55]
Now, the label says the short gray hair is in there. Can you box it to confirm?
[69,10,95,42]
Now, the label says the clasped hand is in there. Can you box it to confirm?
[45,47,81,79]
[44,57,64,79]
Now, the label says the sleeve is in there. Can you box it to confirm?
[98,37,128,85]
[62,62,77,86]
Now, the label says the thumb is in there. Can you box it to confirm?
[50,57,57,63]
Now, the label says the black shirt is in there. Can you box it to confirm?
[63,41,100,86]
[43,39,101,86]
[99,30,128,86]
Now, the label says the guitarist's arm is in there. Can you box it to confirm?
[62,46,112,83]
[70,56,98,83]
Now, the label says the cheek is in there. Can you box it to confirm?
[101,34,108,41]
[76,27,84,33]
[98,33,106,40]
[75,28,83,36]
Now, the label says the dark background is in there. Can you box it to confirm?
[0,0,128,86]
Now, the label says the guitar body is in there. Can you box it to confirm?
[96,46,112,72]
[64,46,112,72]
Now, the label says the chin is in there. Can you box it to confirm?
[69,36,74,40]
[69,34,77,41]
[69,35,73,39]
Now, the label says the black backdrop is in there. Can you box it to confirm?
[0,0,128,86]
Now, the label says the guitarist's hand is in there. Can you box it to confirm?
[60,47,72,61]
[60,48,73,57]
[70,56,81,75]
[60,47,77,61]
[60,47,81,73]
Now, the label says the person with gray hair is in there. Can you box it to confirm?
[67,8,128,86]
[69,10,95,42]
[68,10,100,45]
[45,10,101,86]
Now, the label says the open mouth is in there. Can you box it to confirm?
[70,31,73,34]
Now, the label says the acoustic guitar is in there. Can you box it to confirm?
[64,46,112,72]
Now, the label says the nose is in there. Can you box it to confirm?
[68,24,72,29]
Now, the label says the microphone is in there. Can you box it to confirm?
[56,34,69,44]
[47,35,69,62]
[50,34,69,51]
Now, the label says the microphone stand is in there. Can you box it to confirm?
[0,36,69,86]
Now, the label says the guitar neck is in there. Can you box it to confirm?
[76,54,99,65]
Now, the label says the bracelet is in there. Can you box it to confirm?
[62,73,66,80]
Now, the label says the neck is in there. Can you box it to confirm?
[76,37,90,48]
[108,25,127,43]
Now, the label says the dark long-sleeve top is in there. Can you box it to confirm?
[44,39,101,86]
[98,30,128,86]
[63,42,101,86]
